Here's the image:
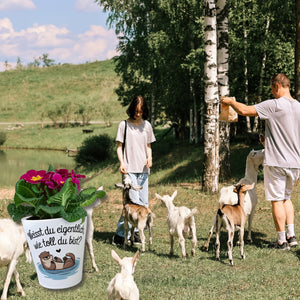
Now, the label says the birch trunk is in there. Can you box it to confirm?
[202,0,219,193]
[216,0,231,179]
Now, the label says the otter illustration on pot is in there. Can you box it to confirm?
[39,251,76,270]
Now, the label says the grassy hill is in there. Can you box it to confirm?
[0,60,125,123]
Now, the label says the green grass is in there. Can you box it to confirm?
[0,132,299,299]
[0,180,299,299]
[0,60,125,123]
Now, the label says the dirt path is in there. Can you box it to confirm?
[0,188,14,200]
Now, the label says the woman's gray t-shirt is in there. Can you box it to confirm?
[254,97,300,168]
[116,120,156,173]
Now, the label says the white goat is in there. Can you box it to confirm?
[84,186,108,272]
[0,219,32,300]
[115,175,154,253]
[155,190,198,259]
[204,183,254,266]
[218,149,264,243]
[107,250,139,300]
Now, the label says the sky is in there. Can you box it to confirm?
[0,0,118,71]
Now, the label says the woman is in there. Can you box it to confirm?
[112,96,156,245]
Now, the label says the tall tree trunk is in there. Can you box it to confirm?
[253,16,270,132]
[202,0,219,193]
[243,4,251,132]
[295,0,300,100]
[216,0,231,180]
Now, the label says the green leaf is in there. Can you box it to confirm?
[47,164,55,172]
[47,178,77,207]
[37,205,64,216]
[14,180,44,207]
[7,203,35,222]
[61,206,87,223]
[79,190,106,207]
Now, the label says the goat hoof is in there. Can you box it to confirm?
[216,257,220,261]
[229,260,233,266]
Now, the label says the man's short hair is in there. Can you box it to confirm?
[270,73,290,88]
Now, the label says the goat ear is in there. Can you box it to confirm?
[111,250,122,264]
[243,183,255,191]
[132,251,139,266]
[155,193,162,200]
[115,183,124,189]
[171,190,177,199]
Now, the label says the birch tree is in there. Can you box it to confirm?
[202,0,219,193]
[216,0,231,179]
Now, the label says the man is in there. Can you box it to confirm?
[222,73,300,250]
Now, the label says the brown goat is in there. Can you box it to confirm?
[115,174,154,253]
[204,183,254,266]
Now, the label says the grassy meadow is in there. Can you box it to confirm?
[0,62,299,299]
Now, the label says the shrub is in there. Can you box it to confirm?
[75,134,114,166]
[0,131,7,145]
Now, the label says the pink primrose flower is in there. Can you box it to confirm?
[20,169,47,184]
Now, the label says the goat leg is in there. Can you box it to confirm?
[190,222,197,257]
[215,216,221,261]
[123,216,129,250]
[170,234,174,256]
[204,215,216,251]
[14,269,25,296]
[178,232,187,259]
[240,226,246,260]
[227,230,234,266]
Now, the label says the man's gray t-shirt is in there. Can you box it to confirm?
[254,97,300,168]
[116,120,156,173]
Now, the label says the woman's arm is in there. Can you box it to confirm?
[145,144,152,169]
[117,141,126,174]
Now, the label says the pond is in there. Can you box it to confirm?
[0,149,76,187]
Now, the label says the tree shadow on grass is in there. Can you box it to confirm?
[155,159,202,185]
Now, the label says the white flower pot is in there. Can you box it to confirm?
[22,216,87,289]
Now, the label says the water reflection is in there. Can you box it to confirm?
[0,149,75,187]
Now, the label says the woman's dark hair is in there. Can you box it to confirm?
[126,95,149,120]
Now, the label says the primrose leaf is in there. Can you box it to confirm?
[47,178,76,207]
[61,206,87,223]
[37,205,64,217]
[79,190,106,208]
[47,164,55,172]
[7,203,35,222]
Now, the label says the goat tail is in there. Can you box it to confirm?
[24,242,32,264]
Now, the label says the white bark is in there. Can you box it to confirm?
[203,0,219,193]
[217,0,231,179]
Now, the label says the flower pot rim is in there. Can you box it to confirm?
[22,216,86,223]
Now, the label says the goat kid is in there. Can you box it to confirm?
[115,175,154,253]
[107,250,139,300]
[155,190,197,259]
[0,219,32,300]
[218,149,264,243]
[204,183,254,266]
[84,186,108,272]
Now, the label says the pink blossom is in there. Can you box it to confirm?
[20,170,47,184]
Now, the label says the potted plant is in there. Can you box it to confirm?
[7,165,106,289]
